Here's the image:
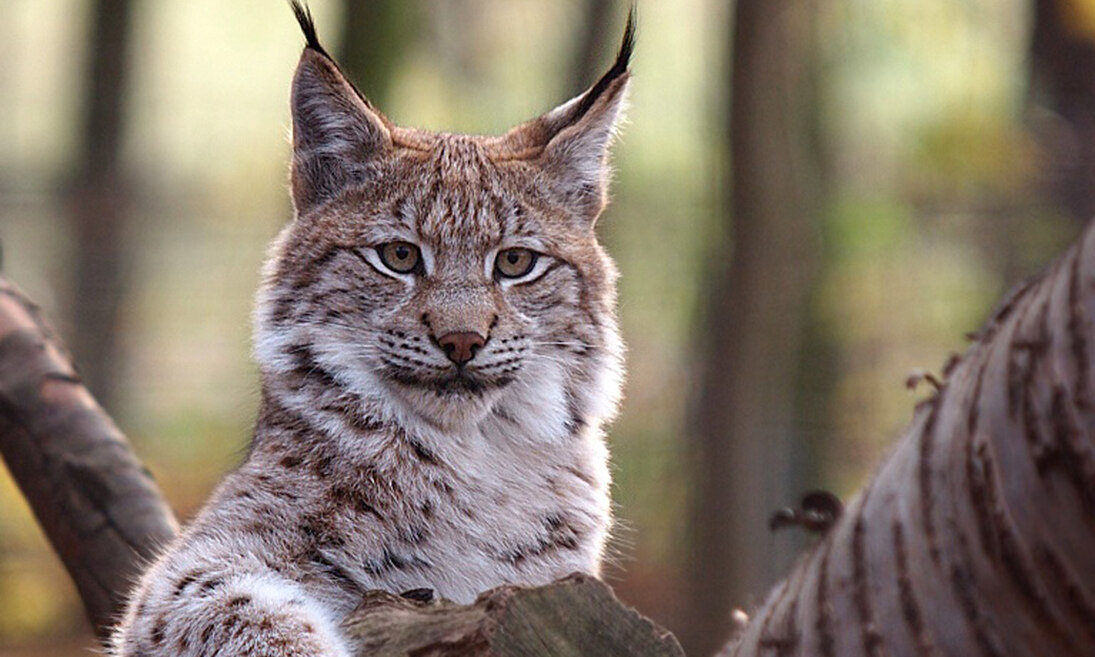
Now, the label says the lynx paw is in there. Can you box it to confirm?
[115,570,350,657]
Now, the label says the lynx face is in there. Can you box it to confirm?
[254,13,631,434]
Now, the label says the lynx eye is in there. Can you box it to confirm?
[495,248,538,279]
[377,242,421,274]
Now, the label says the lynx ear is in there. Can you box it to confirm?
[501,9,634,224]
[289,2,391,214]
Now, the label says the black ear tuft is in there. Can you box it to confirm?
[571,5,635,123]
[289,1,332,59]
[288,2,392,214]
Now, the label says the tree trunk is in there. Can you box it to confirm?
[65,0,135,414]
[681,0,819,653]
[568,0,616,96]
[337,0,417,109]
[722,219,1095,656]
[1030,0,1095,225]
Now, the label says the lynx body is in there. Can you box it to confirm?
[111,5,631,655]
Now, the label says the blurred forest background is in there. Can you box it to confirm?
[0,0,1092,655]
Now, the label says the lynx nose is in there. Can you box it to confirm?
[437,331,486,365]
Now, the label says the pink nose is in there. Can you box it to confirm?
[437,331,486,365]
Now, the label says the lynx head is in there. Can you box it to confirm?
[255,3,631,437]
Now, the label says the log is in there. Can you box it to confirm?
[343,573,683,656]
[721,223,1095,655]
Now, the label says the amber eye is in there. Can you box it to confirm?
[377,242,421,274]
[495,248,538,279]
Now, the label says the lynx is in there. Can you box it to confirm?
[110,3,632,655]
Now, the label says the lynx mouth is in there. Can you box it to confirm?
[383,366,515,398]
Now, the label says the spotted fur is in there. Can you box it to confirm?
[111,4,631,655]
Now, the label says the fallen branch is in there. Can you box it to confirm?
[0,277,178,639]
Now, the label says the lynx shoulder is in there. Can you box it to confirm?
[110,4,632,655]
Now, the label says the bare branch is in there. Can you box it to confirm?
[0,276,177,640]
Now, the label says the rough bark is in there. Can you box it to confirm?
[682,0,819,653]
[721,217,1095,655]
[342,574,683,656]
[0,277,178,640]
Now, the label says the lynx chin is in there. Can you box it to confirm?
[111,3,632,655]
